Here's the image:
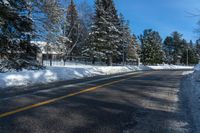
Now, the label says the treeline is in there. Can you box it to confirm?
[0,0,199,71]
[141,30,200,65]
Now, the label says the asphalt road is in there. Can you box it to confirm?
[0,71,192,133]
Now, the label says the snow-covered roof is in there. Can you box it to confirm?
[31,41,63,55]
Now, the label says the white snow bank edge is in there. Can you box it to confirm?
[0,65,194,89]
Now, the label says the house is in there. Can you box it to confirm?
[32,41,64,65]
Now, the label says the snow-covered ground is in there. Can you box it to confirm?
[0,64,194,89]
[182,64,200,132]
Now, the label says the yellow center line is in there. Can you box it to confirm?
[0,78,127,119]
[0,72,151,119]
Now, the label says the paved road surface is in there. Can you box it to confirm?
[0,71,192,133]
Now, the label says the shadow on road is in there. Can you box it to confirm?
[0,71,191,133]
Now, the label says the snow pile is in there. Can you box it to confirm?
[183,64,200,132]
[0,66,141,88]
[192,64,200,81]
[149,64,193,70]
[0,65,194,89]
[190,81,200,132]
[194,64,200,71]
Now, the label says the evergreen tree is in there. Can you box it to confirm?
[127,34,141,63]
[195,39,200,61]
[139,29,164,65]
[163,36,174,64]
[181,42,198,65]
[163,31,185,64]
[0,0,40,72]
[171,31,184,64]
[64,0,80,59]
[89,0,121,66]
[118,13,132,64]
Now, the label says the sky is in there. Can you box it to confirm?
[75,0,200,42]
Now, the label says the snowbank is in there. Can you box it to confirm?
[192,64,200,81]
[149,64,193,70]
[194,64,200,71]
[0,65,194,89]
[183,64,200,132]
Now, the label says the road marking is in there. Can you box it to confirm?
[0,72,143,101]
[0,76,134,119]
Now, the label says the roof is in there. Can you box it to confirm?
[31,41,64,55]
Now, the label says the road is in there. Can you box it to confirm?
[0,71,192,133]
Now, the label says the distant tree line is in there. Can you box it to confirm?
[0,0,199,72]
[140,30,199,65]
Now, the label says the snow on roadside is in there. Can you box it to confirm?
[183,64,200,132]
[182,71,194,75]
[149,64,193,70]
[0,64,194,89]
[192,64,200,81]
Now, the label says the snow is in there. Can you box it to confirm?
[194,64,200,71]
[182,64,200,132]
[31,41,62,54]
[148,64,193,70]
[0,64,194,89]
[182,71,194,75]
[192,64,200,81]
[1,0,9,5]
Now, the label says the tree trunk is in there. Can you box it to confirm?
[50,55,52,66]
[92,58,95,65]
[107,56,113,66]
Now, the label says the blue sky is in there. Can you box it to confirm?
[75,0,200,41]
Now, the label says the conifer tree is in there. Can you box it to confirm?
[127,34,141,62]
[118,13,132,64]
[181,40,198,65]
[89,0,121,66]
[164,31,186,64]
[195,40,200,61]
[64,0,80,58]
[163,36,174,64]
[171,31,184,64]
[0,0,40,72]
[139,29,164,65]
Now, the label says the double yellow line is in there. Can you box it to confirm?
[0,76,133,119]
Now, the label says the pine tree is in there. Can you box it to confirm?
[139,29,164,65]
[181,42,198,65]
[0,0,40,72]
[64,0,80,59]
[163,36,174,64]
[127,34,141,63]
[163,32,186,64]
[171,31,184,64]
[118,13,132,64]
[195,39,200,61]
[89,0,121,66]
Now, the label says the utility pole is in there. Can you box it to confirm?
[186,47,189,66]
